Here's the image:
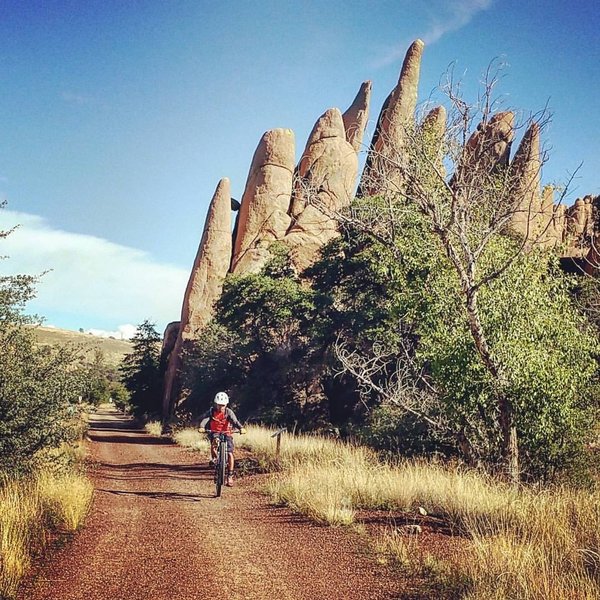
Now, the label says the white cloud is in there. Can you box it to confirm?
[85,324,138,340]
[0,210,188,333]
[375,0,494,68]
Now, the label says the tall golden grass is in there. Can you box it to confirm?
[0,408,94,599]
[240,426,600,598]
[144,420,163,437]
[167,424,600,598]
[0,468,93,599]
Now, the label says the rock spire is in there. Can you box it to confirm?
[230,129,295,275]
[162,178,233,418]
[359,39,424,197]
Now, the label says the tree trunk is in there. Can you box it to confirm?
[465,288,520,484]
[498,397,519,485]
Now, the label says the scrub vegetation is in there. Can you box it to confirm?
[168,423,600,599]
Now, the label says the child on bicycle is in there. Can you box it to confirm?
[199,392,245,487]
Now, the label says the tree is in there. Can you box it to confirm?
[79,349,113,405]
[321,66,596,482]
[214,251,320,424]
[0,211,86,474]
[120,320,162,416]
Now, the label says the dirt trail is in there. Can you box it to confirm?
[18,408,408,600]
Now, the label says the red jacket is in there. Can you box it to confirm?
[202,407,242,434]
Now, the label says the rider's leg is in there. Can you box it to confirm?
[226,452,235,485]
[226,436,235,485]
[210,436,218,462]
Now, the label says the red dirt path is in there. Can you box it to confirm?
[17,408,416,600]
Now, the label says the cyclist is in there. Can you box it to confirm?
[200,392,245,487]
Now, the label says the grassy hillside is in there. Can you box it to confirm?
[32,326,133,366]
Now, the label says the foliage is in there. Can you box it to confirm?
[196,250,321,424]
[218,266,315,356]
[78,348,124,405]
[108,380,131,412]
[180,322,248,414]
[119,320,162,416]
[0,323,86,475]
[0,219,87,475]
[415,236,599,479]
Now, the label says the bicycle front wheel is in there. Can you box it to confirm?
[215,439,227,497]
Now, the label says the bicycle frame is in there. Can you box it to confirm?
[211,430,240,497]
[214,433,228,497]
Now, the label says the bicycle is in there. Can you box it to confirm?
[211,430,241,497]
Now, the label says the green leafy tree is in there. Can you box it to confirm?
[0,215,85,475]
[329,198,598,480]
[211,251,319,424]
[79,349,113,405]
[108,380,131,412]
[119,320,162,416]
[180,322,248,414]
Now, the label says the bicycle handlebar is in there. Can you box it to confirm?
[205,429,244,436]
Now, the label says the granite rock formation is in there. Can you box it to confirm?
[160,321,180,367]
[454,111,514,191]
[230,129,295,275]
[286,107,359,271]
[342,81,372,152]
[359,39,424,197]
[420,105,447,178]
[161,39,598,419]
[162,178,233,418]
[509,122,542,242]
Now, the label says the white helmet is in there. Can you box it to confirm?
[214,392,229,406]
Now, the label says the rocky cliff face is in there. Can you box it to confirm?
[161,39,597,418]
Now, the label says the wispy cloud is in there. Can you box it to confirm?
[0,210,188,333]
[375,0,494,68]
[61,91,103,107]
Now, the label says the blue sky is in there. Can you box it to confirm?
[0,0,598,336]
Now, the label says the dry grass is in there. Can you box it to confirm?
[167,424,600,598]
[0,468,93,599]
[241,425,600,599]
[144,421,163,437]
[31,325,132,366]
[170,426,211,453]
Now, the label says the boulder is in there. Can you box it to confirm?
[359,39,424,197]
[162,178,233,418]
[342,80,372,151]
[230,129,295,274]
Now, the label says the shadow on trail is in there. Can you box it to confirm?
[96,461,213,482]
[88,433,172,445]
[90,413,138,431]
[87,410,172,445]
[97,488,215,501]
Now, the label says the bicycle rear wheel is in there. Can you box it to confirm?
[215,439,227,497]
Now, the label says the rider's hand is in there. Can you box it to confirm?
[239,427,247,434]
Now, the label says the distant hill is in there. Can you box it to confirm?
[32,326,133,366]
